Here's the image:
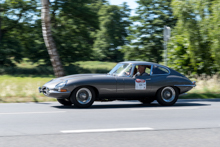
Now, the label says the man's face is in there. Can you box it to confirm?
[138,65,145,73]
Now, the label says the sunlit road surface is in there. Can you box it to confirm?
[0,99,220,147]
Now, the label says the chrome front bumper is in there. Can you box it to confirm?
[38,87,44,93]
[38,86,71,99]
[39,87,41,93]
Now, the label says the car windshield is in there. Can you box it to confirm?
[108,63,132,77]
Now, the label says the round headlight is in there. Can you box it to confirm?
[55,80,68,89]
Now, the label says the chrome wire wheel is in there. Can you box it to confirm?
[76,88,92,105]
[161,87,175,103]
[156,86,179,106]
[70,87,95,108]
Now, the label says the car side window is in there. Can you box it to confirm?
[153,66,169,75]
[135,65,152,76]
[145,66,151,74]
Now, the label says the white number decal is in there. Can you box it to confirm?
[135,79,146,90]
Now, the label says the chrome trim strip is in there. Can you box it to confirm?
[150,65,153,75]
[174,85,196,87]
[49,90,71,94]
[151,74,170,76]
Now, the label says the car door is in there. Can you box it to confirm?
[123,75,154,98]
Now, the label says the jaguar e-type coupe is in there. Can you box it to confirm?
[39,61,196,108]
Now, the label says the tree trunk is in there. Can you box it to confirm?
[41,0,65,77]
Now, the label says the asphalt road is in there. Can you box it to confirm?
[0,99,220,147]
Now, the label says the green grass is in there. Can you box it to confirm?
[0,60,117,103]
[0,75,54,103]
[0,60,220,103]
[0,74,219,103]
[180,93,220,99]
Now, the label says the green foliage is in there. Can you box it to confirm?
[122,0,176,63]
[1,0,129,67]
[0,32,22,66]
[168,0,219,75]
[93,3,131,61]
[0,0,38,66]
[19,19,49,64]
[209,0,220,69]
[2,0,220,76]
[27,0,102,65]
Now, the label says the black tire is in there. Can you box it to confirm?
[70,87,95,108]
[156,86,179,106]
[139,98,155,104]
[57,98,72,106]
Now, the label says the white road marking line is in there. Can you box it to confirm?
[61,127,154,133]
[131,107,199,111]
[0,111,66,115]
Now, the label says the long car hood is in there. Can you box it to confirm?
[55,74,107,81]
[43,74,108,88]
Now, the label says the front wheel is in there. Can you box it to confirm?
[156,87,179,106]
[57,98,72,106]
[70,87,95,108]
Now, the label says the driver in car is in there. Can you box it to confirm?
[138,65,150,76]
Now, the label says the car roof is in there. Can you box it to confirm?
[119,61,164,67]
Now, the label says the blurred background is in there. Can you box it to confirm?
[0,0,220,102]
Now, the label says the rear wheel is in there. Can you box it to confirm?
[139,98,155,104]
[57,98,72,106]
[156,87,179,106]
[70,87,95,108]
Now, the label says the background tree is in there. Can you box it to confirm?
[93,2,131,62]
[0,0,37,66]
[29,0,102,65]
[122,0,176,63]
[51,0,100,64]
[41,0,65,77]
[209,0,220,71]
[168,0,217,75]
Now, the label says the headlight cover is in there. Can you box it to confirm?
[55,80,68,89]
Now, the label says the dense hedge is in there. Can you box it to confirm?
[0,65,109,77]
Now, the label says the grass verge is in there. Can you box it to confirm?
[180,93,220,99]
[0,60,220,103]
[0,73,220,103]
[0,75,54,103]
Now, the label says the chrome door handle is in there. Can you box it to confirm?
[146,78,151,80]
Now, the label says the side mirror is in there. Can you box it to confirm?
[133,72,140,78]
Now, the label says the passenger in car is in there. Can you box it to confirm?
[133,67,137,76]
